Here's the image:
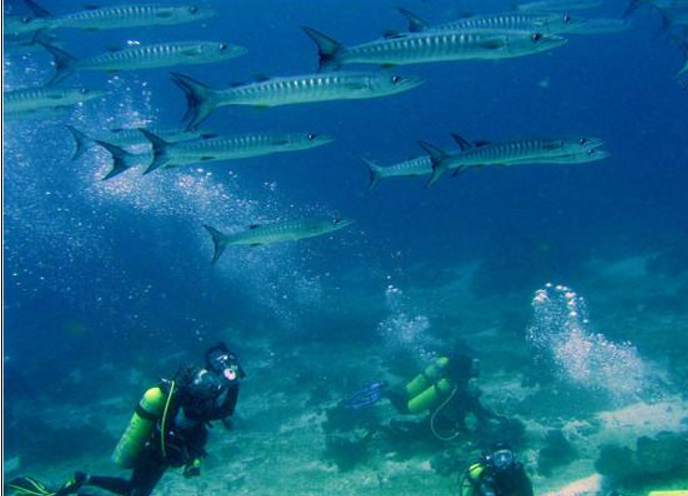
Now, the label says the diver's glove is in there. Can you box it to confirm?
[183,458,202,479]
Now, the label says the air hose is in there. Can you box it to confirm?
[430,385,460,442]
[160,380,176,460]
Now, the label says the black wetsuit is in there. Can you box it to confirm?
[79,366,240,496]
[464,463,534,496]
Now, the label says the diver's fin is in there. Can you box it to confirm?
[7,476,55,496]
[138,129,172,174]
[65,125,95,160]
[362,158,384,190]
[396,8,430,32]
[202,224,229,265]
[170,72,220,131]
[418,141,449,188]
[40,42,78,85]
[93,140,136,180]
[301,26,343,71]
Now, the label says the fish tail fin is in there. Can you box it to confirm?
[362,158,384,190]
[65,125,94,161]
[418,141,449,188]
[40,42,77,85]
[23,0,52,18]
[94,140,136,180]
[396,8,429,32]
[301,26,343,71]
[170,72,219,131]
[202,224,229,265]
[138,129,172,174]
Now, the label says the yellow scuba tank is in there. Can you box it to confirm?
[407,377,453,414]
[405,356,450,398]
[461,463,485,496]
[112,386,167,468]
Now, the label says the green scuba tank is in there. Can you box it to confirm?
[112,386,167,468]
[405,356,450,397]
[407,377,453,414]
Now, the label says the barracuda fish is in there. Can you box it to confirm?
[139,129,334,173]
[364,156,433,189]
[171,71,423,130]
[65,125,217,161]
[421,135,607,187]
[302,26,566,71]
[394,8,588,35]
[43,41,247,85]
[4,86,108,118]
[202,218,356,264]
[394,9,630,37]
[514,0,604,12]
[26,2,214,31]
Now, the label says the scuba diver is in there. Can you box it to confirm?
[460,443,534,496]
[386,353,499,441]
[6,342,245,496]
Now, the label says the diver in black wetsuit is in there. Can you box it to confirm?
[7,343,244,496]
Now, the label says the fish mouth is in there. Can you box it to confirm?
[333,218,356,229]
[396,76,425,91]
[539,34,568,50]
[313,135,335,146]
[81,89,110,101]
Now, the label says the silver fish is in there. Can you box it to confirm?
[514,0,603,12]
[4,86,108,117]
[65,125,217,161]
[202,218,356,264]
[41,3,214,31]
[302,26,566,70]
[44,41,247,85]
[395,8,589,35]
[171,71,423,130]
[139,130,334,173]
[421,135,607,187]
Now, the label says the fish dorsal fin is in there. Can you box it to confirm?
[248,224,261,229]
[24,0,52,18]
[450,133,473,151]
[458,12,475,18]
[253,74,270,82]
[200,132,218,139]
[84,4,101,9]
[396,8,430,33]
[105,45,123,52]
[230,81,245,88]
[474,140,491,147]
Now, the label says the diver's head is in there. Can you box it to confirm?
[486,442,516,471]
[205,342,245,383]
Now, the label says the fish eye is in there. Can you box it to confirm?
[563,14,572,24]
[307,133,316,140]
[579,138,588,145]
[531,33,543,42]
[189,6,198,14]
[79,88,89,94]
[219,43,227,50]
[22,17,31,23]
[391,75,401,84]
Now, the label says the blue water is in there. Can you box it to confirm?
[3,0,688,483]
